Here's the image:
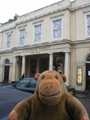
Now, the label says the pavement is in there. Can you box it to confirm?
[0,82,13,87]
[75,90,90,99]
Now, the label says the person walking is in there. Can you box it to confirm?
[20,73,25,80]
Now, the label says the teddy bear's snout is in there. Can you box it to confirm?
[46,85,52,89]
[45,85,53,95]
[39,80,60,96]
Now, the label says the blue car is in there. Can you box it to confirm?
[11,78,75,95]
[12,78,37,93]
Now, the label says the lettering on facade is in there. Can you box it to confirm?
[23,46,50,53]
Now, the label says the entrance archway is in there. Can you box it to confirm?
[4,59,10,82]
[86,54,90,89]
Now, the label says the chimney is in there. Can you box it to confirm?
[14,14,19,20]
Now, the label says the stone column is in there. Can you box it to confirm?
[16,57,20,81]
[36,59,40,73]
[27,59,30,77]
[49,52,53,70]
[64,52,70,86]
[12,56,17,82]
[22,55,26,75]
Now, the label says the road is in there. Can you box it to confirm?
[0,86,90,119]
[0,86,32,119]
[77,98,90,118]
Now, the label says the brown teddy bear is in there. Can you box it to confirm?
[8,70,89,120]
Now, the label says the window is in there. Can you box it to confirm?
[86,54,90,62]
[34,24,41,43]
[7,34,11,49]
[86,15,90,37]
[85,15,90,38]
[4,59,10,64]
[16,79,30,87]
[52,19,62,40]
[19,29,25,46]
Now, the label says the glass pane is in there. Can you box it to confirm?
[53,30,62,39]
[53,19,62,30]
[27,79,37,88]
[16,79,30,87]
[35,25,41,34]
[7,42,11,48]
[19,37,24,45]
[35,34,41,42]
[5,59,10,64]
[86,55,90,61]
[20,29,25,38]
[7,35,11,48]
[7,35,11,42]
[87,15,90,26]
[19,29,25,45]
[87,26,90,37]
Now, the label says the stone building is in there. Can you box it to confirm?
[0,0,90,91]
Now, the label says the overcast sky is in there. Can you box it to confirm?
[0,0,74,23]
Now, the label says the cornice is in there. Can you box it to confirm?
[18,24,27,29]
[83,8,90,13]
[0,3,90,33]
[50,13,64,19]
[0,49,13,54]
[0,39,90,54]
[72,39,90,44]
[15,6,70,26]
[33,19,43,24]
[10,3,90,26]
[0,26,16,33]
[71,3,90,11]
[0,39,70,54]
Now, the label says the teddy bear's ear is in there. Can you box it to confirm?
[61,75,66,82]
[34,73,40,81]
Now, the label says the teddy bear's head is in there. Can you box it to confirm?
[34,70,67,106]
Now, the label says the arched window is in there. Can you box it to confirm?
[86,54,90,62]
[4,59,10,65]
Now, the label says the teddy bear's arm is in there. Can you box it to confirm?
[8,98,32,120]
[66,96,89,120]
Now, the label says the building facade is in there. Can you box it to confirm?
[0,0,90,91]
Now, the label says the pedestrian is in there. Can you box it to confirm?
[20,73,25,80]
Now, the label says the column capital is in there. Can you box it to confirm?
[63,51,70,53]
[13,56,16,58]
[48,52,53,55]
[21,55,25,57]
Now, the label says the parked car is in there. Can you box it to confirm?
[10,78,75,95]
[12,78,37,93]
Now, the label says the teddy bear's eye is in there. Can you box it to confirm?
[42,76,45,79]
[55,76,58,79]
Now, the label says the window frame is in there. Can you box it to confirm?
[51,17,63,41]
[33,22,42,44]
[6,34,12,49]
[85,12,90,38]
[18,27,26,46]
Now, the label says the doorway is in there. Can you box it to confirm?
[30,59,37,77]
[3,59,10,83]
[4,66,9,82]
[86,63,90,89]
